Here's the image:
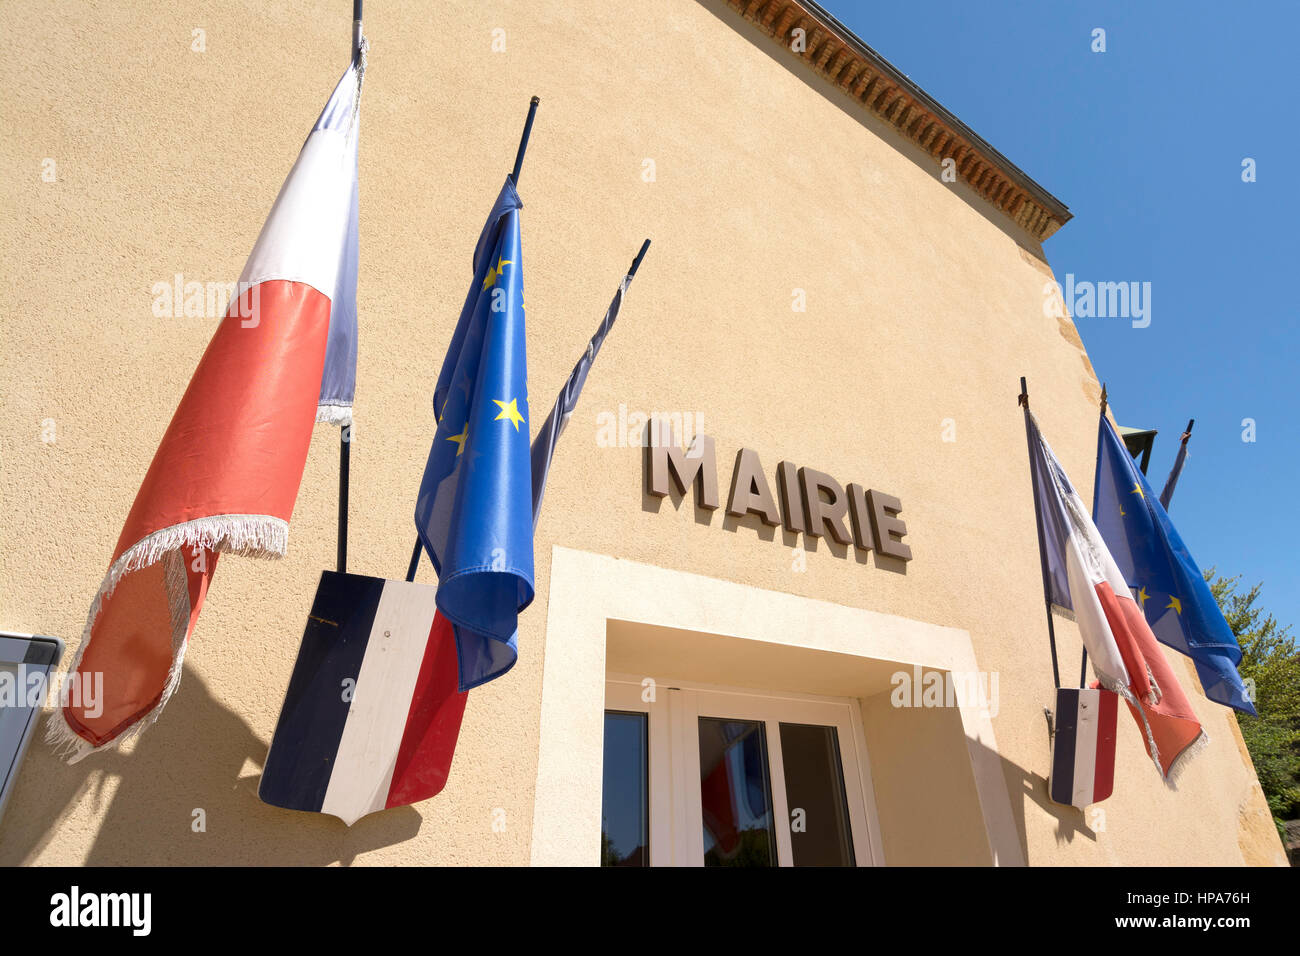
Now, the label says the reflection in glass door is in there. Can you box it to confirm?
[602,679,877,866]
[600,711,649,866]
[698,718,777,867]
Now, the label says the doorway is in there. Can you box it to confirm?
[601,676,876,866]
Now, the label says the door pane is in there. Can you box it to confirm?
[601,711,649,866]
[778,723,855,866]
[698,717,777,867]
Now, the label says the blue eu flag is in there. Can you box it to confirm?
[415,178,533,690]
[1092,415,1256,715]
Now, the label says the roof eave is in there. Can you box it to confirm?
[726,0,1073,241]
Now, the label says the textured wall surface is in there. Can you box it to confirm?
[0,0,1284,865]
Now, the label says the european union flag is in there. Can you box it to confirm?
[414,178,533,691]
[1092,415,1256,714]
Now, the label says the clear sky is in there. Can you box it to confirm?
[821,0,1298,630]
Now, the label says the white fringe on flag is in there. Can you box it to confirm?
[316,403,353,427]
[1164,726,1210,789]
[1097,672,1208,791]
[45,513,289,763]
[1049,603,1078,624]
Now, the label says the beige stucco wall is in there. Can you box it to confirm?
[0,0,1283,865]
[859,688,993,866]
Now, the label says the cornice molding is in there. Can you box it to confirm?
[727,0,1072,241]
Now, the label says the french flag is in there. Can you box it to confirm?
[1027,413,1206,788]
[47,46,366,760]
[259,573,467,825]
[1049,687,1118,808]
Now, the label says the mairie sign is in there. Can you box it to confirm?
[646,430,912,563]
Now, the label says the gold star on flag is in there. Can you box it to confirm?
[1165,595,1182,615]
[1131,483,1145,500]
[482,256,513,291]
[493,397,525,431]
[446,423,468,455]
[1136,586,1149,608]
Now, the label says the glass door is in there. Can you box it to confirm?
[601,678,877,866]
[600,711,649,866]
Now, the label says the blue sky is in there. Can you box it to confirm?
[822,0,1299,630]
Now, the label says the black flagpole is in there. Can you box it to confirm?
[1019,377,1062,689]
[407,97,540,583]
[338,428,351,573]
[337,0,363,575]
[628,237,651,278]
[511,97,540,186]
[1078,385,1113,686]
[406,537,422,583]
[352,0,363,63]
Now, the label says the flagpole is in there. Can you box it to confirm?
[1018,377,1062,689]
[406,537,422,582]
[1078,384,1116,685]
[337,0,363,575]
[338,428,350,573]
[352,0,363,63]
[408,97,541,583]
[510,97,540,186]
[628,237,651,277]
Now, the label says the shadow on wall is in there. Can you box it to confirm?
[0,670,421,865]
[861,687,1095,865]
[976,733,1099,865]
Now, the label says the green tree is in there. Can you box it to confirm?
[1206,569,1300,840]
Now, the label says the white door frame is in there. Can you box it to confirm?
[530,546,1022,867]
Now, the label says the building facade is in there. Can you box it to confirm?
[0,0,1285,866]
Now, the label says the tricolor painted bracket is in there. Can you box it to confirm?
[1047,687,1118,810]
[258,572,467,825]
